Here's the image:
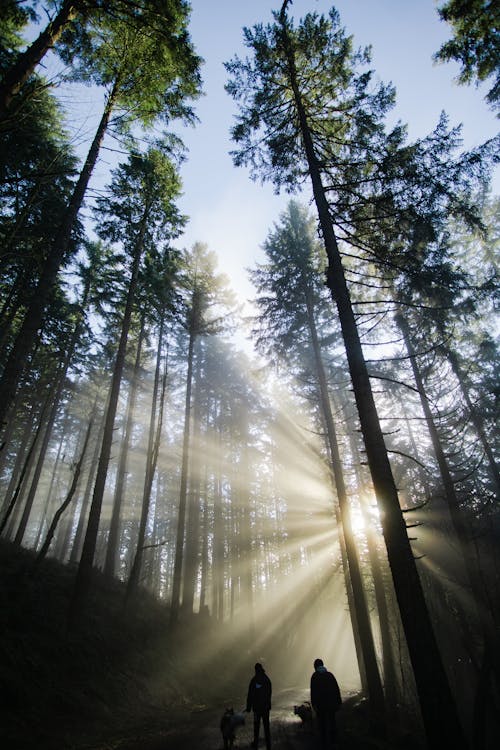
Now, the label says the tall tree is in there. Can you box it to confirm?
[69,149,184,624]
[251,200,386,728]
[225,5,467,747]
[125,314,168,603]
[180,337,204,615]
[125,242,184,600]
[0,1,201,435]
[170,242,235,626]
[103,312,146,579]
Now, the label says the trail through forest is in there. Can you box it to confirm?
[78,689,413,750]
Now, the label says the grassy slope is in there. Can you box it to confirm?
[0,540,234,750]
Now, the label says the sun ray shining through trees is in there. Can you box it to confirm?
[224,1,499,747]
[0,2,498,749]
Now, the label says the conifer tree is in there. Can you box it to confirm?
[251,200,386,728]
[0,1,201,435]
[69,149,184,624]
[225,4,467,746]
[170,243,235,626]
[434,0,500,113]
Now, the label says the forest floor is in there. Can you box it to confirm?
[0,541,423,750]
[72,688,419,750]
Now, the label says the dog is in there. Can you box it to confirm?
[220,707,245,749]
[294,701,313,725]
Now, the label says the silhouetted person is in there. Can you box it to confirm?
[246,662,272,749]
[310,658,342,749]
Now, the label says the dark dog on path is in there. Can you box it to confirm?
[220,707,245,749]
[294,701,313,725]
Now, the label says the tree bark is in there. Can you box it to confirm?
[170,327,195,624]
[0,0,82,118]
[68,204,146,627]
[0,80,119,436]
[278,13,467,748]
[126,314,166,603]
[68,410,104,565]
[36,415,93,563]
[103,311,146,578]
[305,287,386,730]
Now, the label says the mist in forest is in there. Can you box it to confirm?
[2,194,493,744]
[3,343,362,689]
[1,2,499,749]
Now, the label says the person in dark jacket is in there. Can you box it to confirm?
[246,662,272,749]
[310,658,342,748]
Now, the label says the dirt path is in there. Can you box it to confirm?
[190,687,319,750]
[90,688,382,750]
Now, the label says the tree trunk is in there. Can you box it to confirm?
[198,469,210,611]
[0,80,119,436]
[104,311,146,578]
[68,411,104,565]
[69,208,146,627]
[170,327,195,625]
[278,14,467,748]
[34,415,67,551]
[213,445,224,623]
[36,416,93,563]
[13,367,65,545]
[238,404,255,641]
[0,0,82,117]
[305,288,386,730]
[0,386,53,537]
[345,405,400,713]
[181,342,203,614]
[126,314,166,603]
[0,398,34,519]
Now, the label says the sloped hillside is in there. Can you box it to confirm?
[0,541,236,749]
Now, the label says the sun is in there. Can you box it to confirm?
[349,505,366,535]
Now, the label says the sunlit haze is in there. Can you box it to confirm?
[2,2,499,746]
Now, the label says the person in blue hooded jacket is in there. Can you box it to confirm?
[310,658,342,748]
[246,662,272,749]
